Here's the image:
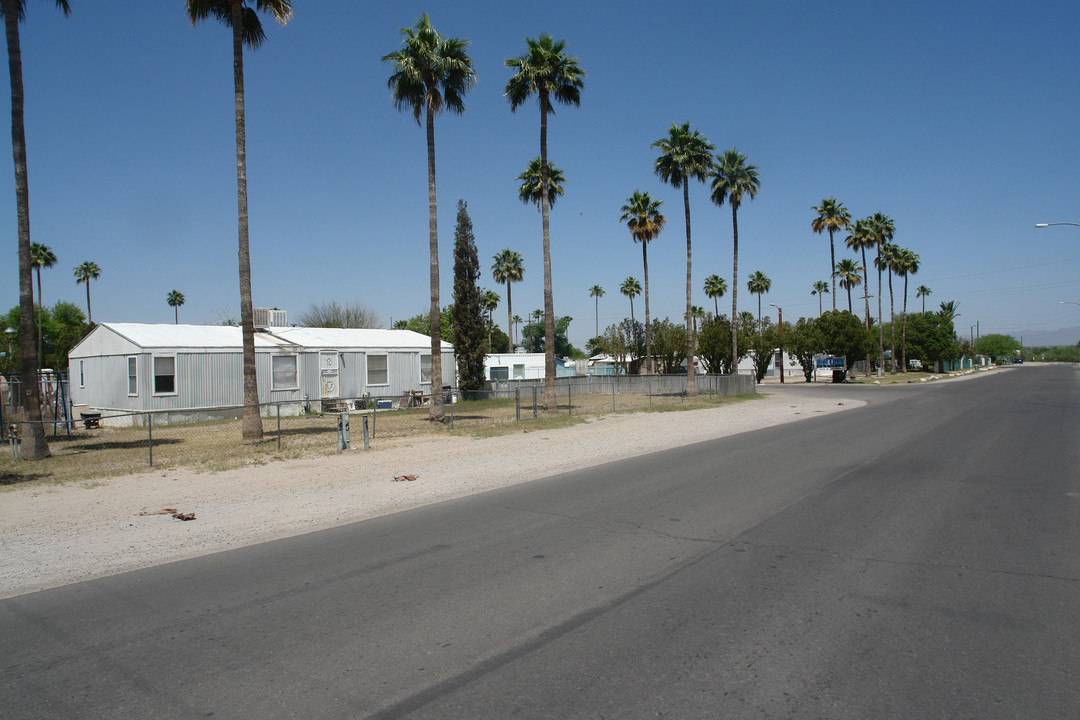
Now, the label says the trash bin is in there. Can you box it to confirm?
[832,369,846,383]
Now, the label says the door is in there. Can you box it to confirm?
[320,351,339,399]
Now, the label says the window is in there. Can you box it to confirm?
[367,354,388,385]
[490,366,509,381]
[272,355,298,390]
[127,357,137,396]
[79,360,85,388]
[153,356,176,395]
[420,355,432,384]
[513,364,525,379]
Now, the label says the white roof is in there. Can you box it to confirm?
[91,323,450,351]
[271,327,451,350]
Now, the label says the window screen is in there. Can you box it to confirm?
[127,357,137,395]
[272,355,298,390]
[153,356,175,394]
[420,355,432,384]
[367,354,388,385]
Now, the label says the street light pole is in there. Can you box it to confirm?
[770,303,783,384]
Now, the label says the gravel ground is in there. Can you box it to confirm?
[1,386,865,599]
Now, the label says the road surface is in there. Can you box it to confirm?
[2,365,1077,718]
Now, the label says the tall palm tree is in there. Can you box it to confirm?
[620,277,641,324]
[529,308,543,352]
[482,289,500,351]
[516,157,565,209]
[619,190,665,373]
[868,212,895,373]
[167,289,185,324]
[896,248,920,372]
[704,274,727,318]
[916,285,932,313]
[187,0,292,442]
[881,242,903,372]
[811,198,851,310]
[73,261,100,323]
[688,305,706,338]
[588,284,604,337]
[4,0,70,460]
[712,148,761,364]
[833,258,862,313]
[506,33,584,411]
[491,249,524,353]
[939,300,960,323]
[652,122,715,396]
[845,218,876,373]
[811,280,829,317]
[746,270,771,328]
[30,242,55,364]
[383,12,475,423]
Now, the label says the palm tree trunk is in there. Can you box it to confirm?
[35,266,42,367]
[231,3,263,442]
[175,306,178,324]
[828,228,836,311]
[425,105,445,422]
[539,99,556,410]
[85,282,91,323]
[594,297,598,338]
[730,205,740,380]
[888,271,896,373]
[818,292,822,317]
[683,183,695,395]
[642,242,652,374]
[629,295,634,325]
[4,1,48,458]
[860,247,871,376]
[876,249,884,376]
[757,294,762,329]
[713,296,718,318]
[901,276,909,372]
[505,280,513,354]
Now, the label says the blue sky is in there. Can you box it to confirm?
[3,0,1079,349]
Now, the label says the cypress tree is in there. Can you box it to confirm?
[451,200,486,392]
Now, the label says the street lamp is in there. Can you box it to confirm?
[769,303,784,384]
[1035,222,1080,228]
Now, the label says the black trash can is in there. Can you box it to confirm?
[832,369,846,383]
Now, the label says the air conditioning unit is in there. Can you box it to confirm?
[253,308,288,328]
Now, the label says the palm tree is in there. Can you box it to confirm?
[588,285,604,337]
[704,274,727,318]
[939,300,960,323]
[4,0,70,460]
[845,218,876,375]
[833,258,862,313]
[712,148,761,364]
[868,213,896,373]
[916,285,932,313]
[30,242,56,364]
[516,157,565,209]
[482,289,500,351]
[746,270,772,327]
[620,277,641,324]
[512,314,523,347]
[896,248,920,372]
[811,280,829,317]
[506,33,585,411]
[811,198,852,311]
[881,243,903,372]
[688,305,706,339]
[187,0,292,442]
[383,13,475,423]
[619,190,665,373]
[73,261,100,323]
[652,122,715,396]
[167,289,186,324]
[491,249,524,353]
[529,308,543,352]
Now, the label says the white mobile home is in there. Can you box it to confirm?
[68,323,455,420]
[483,352,566,381]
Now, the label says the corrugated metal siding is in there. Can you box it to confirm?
[441,351,456,387]
[339,352,365,397]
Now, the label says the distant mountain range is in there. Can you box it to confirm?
[1012,327,1080,347]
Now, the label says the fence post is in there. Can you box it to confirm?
[568,382,572,416]
[147,413,153,467]
[361,415,370,449]
[450,389,454,429]
[649,378,652,406]
[531,386,537,419]
[612,381,616,412]
[515,387,520,422]
[372,400,377,439]
[276,403,281,451]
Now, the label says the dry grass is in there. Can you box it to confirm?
[0,390,758,487]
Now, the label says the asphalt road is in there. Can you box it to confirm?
[2,366,1078,718]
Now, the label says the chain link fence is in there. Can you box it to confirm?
[1,374,753,484]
